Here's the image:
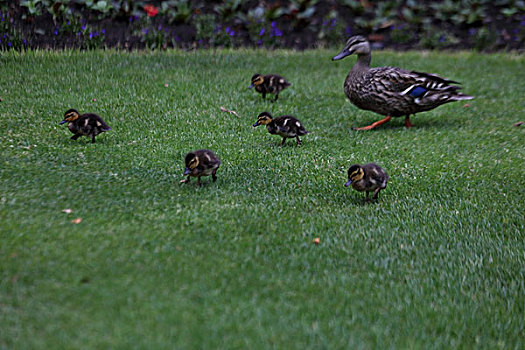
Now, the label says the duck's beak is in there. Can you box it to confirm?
[183,168,191,175]
[344,179,352,187]
[248,83,254,89]
[59,119,67,125]
[253,122,260,127]
[332,49,352,61]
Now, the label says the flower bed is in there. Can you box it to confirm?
[2,0,524,51]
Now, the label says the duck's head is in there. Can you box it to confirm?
[345,164,364,187]
[253,111,273,127]
[332,36,370,61]
[184,153,199,175]
[249,74,264,89]
[60,109,80,125]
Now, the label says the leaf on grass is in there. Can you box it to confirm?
[463,103,471,108]
[92,98,97,102]
[62,208,73,214]
[313,237,320,244]
[220,106,239,117]
[71,217,82,224]
[513,122,523,127]
[164,83,169,87]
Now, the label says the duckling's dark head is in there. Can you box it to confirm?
[345,164,364,187]
[253,111,273,127]
[332,36,370,61]
[184,153,199,175]
[249,74,264,89]
[60,109,80,125]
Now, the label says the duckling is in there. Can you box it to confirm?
[249,73,291,102]
[180,149,221,186]
[344,163,389,201]
[253,111,309,146]
[59,109,111,143]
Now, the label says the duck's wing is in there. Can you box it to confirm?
[367,67,473,108]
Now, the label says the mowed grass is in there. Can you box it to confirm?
[0,49,523,349]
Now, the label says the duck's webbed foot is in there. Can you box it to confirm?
[353,116,392,131]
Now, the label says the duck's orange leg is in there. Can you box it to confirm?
[352,116,392,131]
[405,115,413,128]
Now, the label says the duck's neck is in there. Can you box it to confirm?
[351,53,371,74]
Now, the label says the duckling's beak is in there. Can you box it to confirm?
[59,119,67,125]
[344,179,352,187]
[248,83,254,89]
[332,49,352,61]
[253,122,260,127]
[183,168,191,175]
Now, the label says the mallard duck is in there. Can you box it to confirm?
[249,73,291,101]
[59,109,111,143]
[180,149,221,186]
[344,163,389,201]
[253,111,309,146]
[332,36,474,130]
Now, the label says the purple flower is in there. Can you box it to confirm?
[67,20,71,25]
[157,25,162,31]
[23,39,27,45]
[468,28,476,36]
[225,27,235,36]
[93,31,99,36]
[330,18,337,27]
[198,39,203,44]
[271,21,276,28]
[77,31,81,36]
[257,39,263,46]
[142,28,149,35]
[175,35,181,42]
[8,42,11,47]
[82,24,86,31]
[273,28,282,37]
[54,29,58,35]
[101,29,105,34]
[520,20,525,26]
[439,35,446,42]
[89,33,93,39]
[259,28,265,36]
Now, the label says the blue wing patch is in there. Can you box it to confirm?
[409,86,427,97]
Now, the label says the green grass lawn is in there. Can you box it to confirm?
[1,49,523,349]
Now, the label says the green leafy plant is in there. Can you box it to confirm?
[0,10,28,50]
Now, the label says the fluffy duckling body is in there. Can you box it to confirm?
[332,36,473,130]
[249,74,291,101]
[345,163,389,201]
[180,149,221,186]
[253,112,309,146]
[60,109,111,143]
